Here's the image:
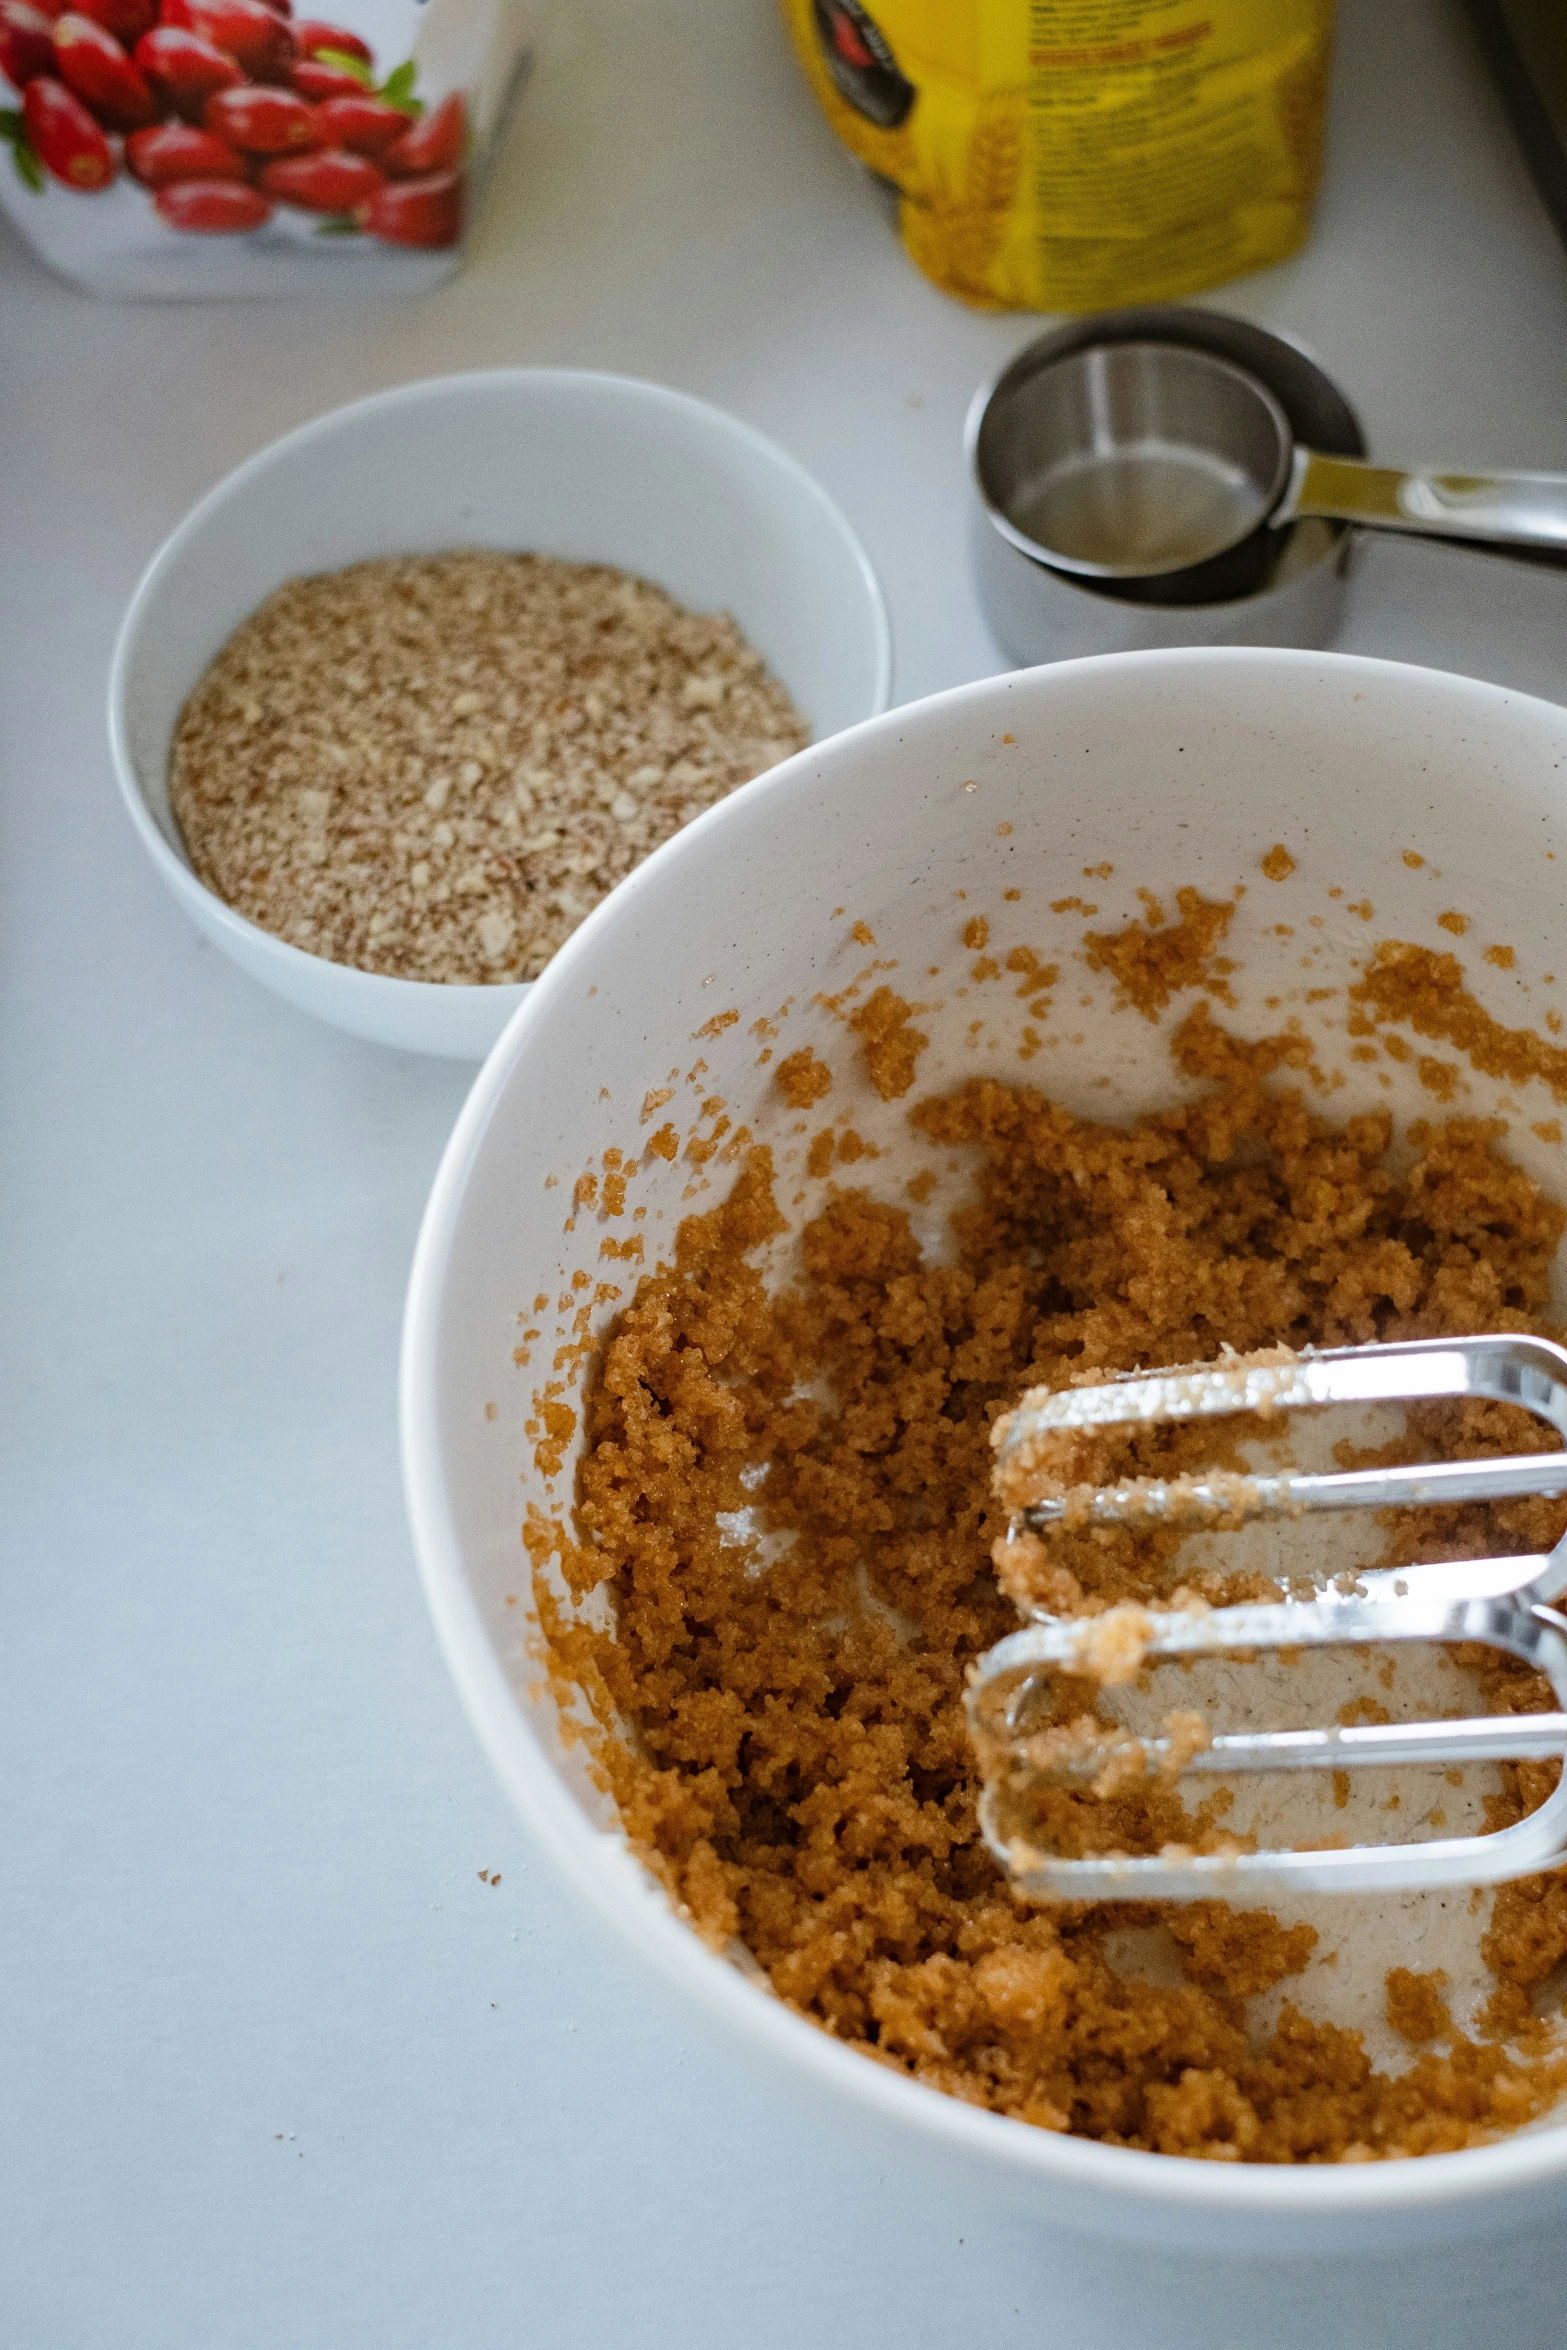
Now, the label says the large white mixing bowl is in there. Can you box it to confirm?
[402,649,1567,2272]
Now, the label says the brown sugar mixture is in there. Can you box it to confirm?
[775,1048,834,1110]
[551,1003,1567,2164]
[170,554,808,985]
[1082,886,1237,1019]
[848,986,930,1100]
[1351,940,1567,1103]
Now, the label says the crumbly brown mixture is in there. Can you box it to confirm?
[775,1048,834,1109]
[170,554,807,985]
[1261,844,1297,882]
[1072,1601,1156,1686]
[1386,1967,1453,2045]
[1351,940,1567,1102]
[1083,887,1238,1019]
[552,1005,1567,2161]
[848,986,929,1100]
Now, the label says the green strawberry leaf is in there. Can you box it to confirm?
[0,114,45,194]
[316,45,373,85]
[378,59,423,115]
[315,213,364,235]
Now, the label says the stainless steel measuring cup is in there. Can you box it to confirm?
[974,336,1567,605]
[968,309,1366,660]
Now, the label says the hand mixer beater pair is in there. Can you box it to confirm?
[968,1335,1567,1900]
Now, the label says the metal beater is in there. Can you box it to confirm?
[969,1335,1567,1900]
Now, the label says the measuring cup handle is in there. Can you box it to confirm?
[1286,448,1567,555]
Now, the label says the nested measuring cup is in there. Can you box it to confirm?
[975,335,1567,606]
[967,307,1366,659]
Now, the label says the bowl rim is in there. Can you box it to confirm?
[402,644,1567,2220]
[105,364,894,1007]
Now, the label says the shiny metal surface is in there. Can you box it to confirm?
[971,1333,1567,1899]
[975,332,1567,597]
[1005,1337,1567,1576]
[967,306,1365,651]
[1287,445,1567,548]
[976,342,1291,580]
[986,1704,1567,1780]
[966,499,1354,660]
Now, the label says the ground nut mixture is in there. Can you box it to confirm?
[550,1004,1567,2163]
[170,554,808,984]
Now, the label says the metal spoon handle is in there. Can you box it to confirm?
[1284,448,1567,554]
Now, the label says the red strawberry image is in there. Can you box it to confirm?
[358,164,459,246]
[134,21,239,112]
[21,69,114,182]
[259,140,375,207]
[127,116,248,179]
[7,0,467,259]
[289,52,360,98]
[159,0,292,81]
[153,173,269,226]
[382,88,462,177]
[53,11,158,126]
[312,89,402,153]
[204,79,318,150]
[70,0,153,43]
[292,17,365,60]
[0,0,56,82]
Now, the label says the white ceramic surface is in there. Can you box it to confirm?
[406,645,1567,2257]
[107,369,892,1061]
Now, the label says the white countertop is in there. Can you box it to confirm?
[8,3,1567,2342]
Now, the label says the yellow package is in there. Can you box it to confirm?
[782,0,1335,311]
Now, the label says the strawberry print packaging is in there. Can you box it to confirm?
[0,0,536,295]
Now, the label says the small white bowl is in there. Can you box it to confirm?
[403,648,1567,2284]
[107,370,892,1060]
